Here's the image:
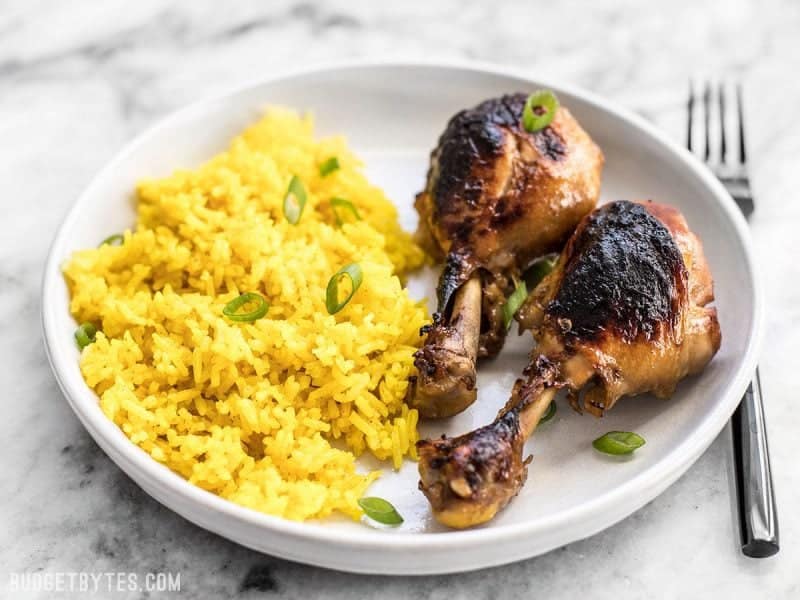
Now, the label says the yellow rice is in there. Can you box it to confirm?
[64,108,428,521]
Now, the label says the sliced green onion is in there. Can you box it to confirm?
[283,175,307,225]
[522,90,560,132]
[74,322,97,349]
[319,156,340,177]
[330,197,361,226]
[358,497,404,526]
[99,234,124,247]
[592,431,646,456]
[502,280,528,330]
[326,263,363,315]
[223,293,269,322]
[539,401,557,424]
[524,255,557,289]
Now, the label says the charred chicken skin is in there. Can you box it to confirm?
[410,93,604,418]
[417,200,721,528]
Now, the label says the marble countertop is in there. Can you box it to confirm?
[2,0,799,597]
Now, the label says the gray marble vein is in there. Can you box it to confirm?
[2,0,799,597]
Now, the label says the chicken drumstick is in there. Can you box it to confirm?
[410,93,604,418]
[417,200,721,528]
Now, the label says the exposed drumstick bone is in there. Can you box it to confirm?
[409,274,482,418]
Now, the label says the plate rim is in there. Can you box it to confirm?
[40,58,764,571]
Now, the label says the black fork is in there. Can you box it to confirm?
[687,81,779,558]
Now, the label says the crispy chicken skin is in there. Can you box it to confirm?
[409,93,604,418]
[417,200,721,528]
[519,200,721,415]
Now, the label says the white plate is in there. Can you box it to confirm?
[41,61,762,575]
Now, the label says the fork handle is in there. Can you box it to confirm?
[731,367,779,557]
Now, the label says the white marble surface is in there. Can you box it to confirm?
[2,0,799,597]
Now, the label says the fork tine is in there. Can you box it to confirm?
[687,81,694,151]
[737,83,747,165]
[718,82,727,164]
[703,81,712,161]
[693,80,753,214]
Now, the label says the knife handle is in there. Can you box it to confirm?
[731,368,779,558]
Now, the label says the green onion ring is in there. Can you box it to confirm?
[74,322,97,349]
[99,234,124,247]
[522,90,560,132]
[330,197,361,226]
[592,431,646,456]
[524,255,557,289]
[358,496,404,526]
[283,175,307,225]
[222,293,270,322]
[326,263,363,315]
[502,280,528,330]
[319,156,340,177]
[539,401,557,424]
